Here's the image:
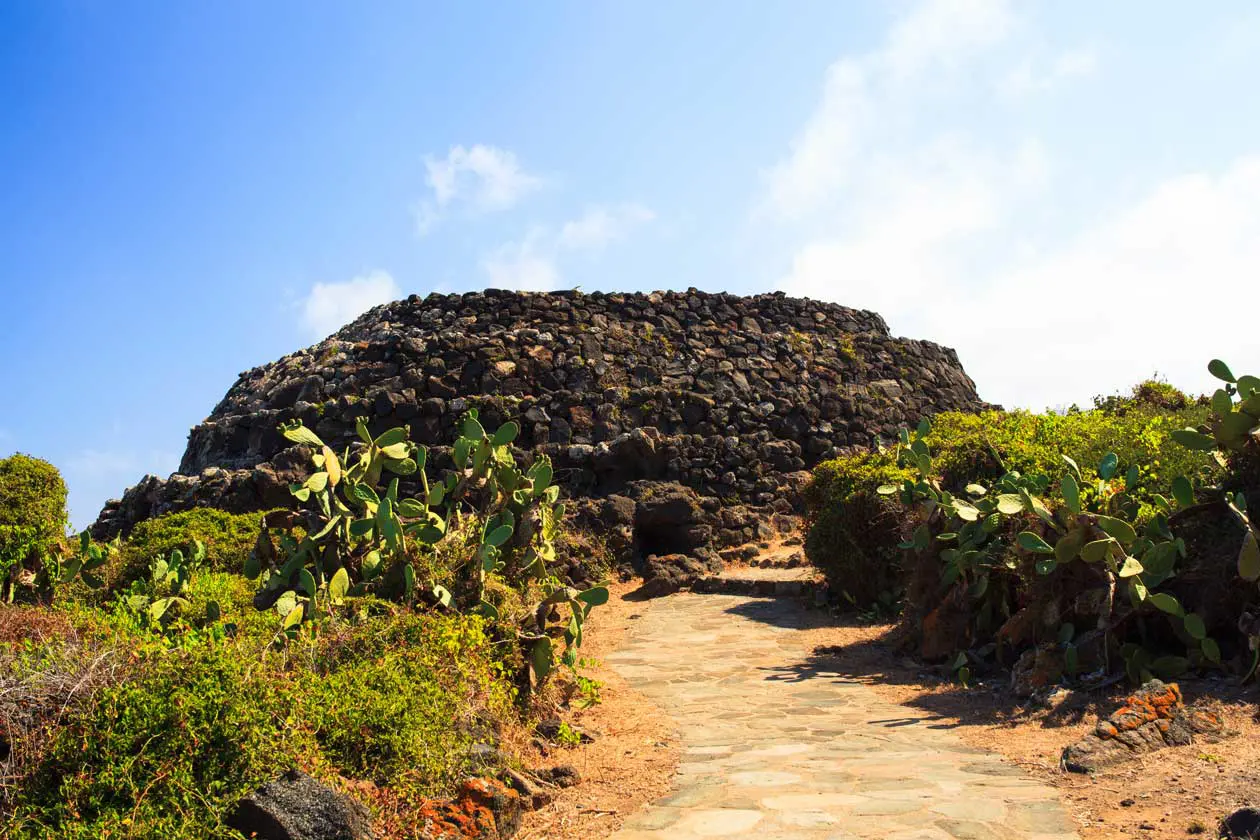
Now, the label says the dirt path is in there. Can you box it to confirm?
[605,591,1081,840]
[515,581,680,840]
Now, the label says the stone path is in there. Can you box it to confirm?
[607,592,1080,840]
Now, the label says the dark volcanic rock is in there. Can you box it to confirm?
[225,770,375,840]
[567,494,636,567]
[1221,807,1260,839]
[624,480,715,557]
[533,765,581,788]
[93,289,989,540]
[637,551,724,598]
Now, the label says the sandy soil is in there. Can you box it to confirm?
[798,617,1260,839]
[515,581,679,840]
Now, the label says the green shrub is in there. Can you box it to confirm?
[880,417,1245,682]
[113,508,270,589]
[5,604,515,839]
[301,612,511,797]
[6,639,318,840]
[103,568,277,646]
[805,400,1220,612]
[1092,376,1192,415]
[4,414,609,836]
[923,407,1218,518]
[0,454,68,603]
[252,413,607,696]
[804,451,913,605]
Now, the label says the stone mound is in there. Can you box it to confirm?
[93,288,988,566]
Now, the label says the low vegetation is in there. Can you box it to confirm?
[112,506,276,586]
[0,454,69,603]
[0,412,608,838]
[5,353,1258,836]
[806,364,1260,689]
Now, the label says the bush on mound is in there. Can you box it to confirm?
[1092,376,1193,415]
[805,362,1260,690]
[924,406,1217,506]
[110,507,275,589]
[6,635,312,840]
[301,612,512,798]
[0,454,69,603]
[4,409,608,837]
[803,452,911,606]
[806,405,1219,610]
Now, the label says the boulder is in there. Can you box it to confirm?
[918,587,971,661]
[533,716,594,743]
[533,765,581,788]
[225,769,375,840]
[623,480,719,563]
[1221,807,1260,839]
[412,778,522,840]
[1061,680,1227,773]
[566,494,635,569]
[1010,631,1104,697]
[637,551,723,598]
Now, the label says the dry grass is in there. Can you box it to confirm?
[0,606,129,810]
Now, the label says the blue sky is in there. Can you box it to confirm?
[2,1,1259,527]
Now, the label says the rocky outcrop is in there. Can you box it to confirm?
[638,553,725,598]
[1061,680,1227,773]
[93,289,989,551]
[225,770,375,840]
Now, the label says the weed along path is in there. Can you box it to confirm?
[605,590,1080,840]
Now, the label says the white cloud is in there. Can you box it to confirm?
[883,0,1013,78]
[414,144,542,234]
[482,231,561,292]
[1010,138,1051,191]
[764,0,1257,411]
[301,270,401,337]
[936,157,1260,409]
[1000,46,1098,98]
[761,0,1014,220]
[482,203,654,291]
[778,131,1049,320]
[558,204,655,250]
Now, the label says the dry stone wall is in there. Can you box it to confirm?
[93,289,990,550]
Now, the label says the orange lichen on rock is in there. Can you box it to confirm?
[1063,680,1228,773]
[1186,705,1225,733]
[407,779,523,840]
[1096,682,1181,737]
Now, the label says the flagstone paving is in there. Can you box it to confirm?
[607,592,1079,840]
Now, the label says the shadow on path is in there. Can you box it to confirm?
[607,591,1082,839]
[721,594,1109,731]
